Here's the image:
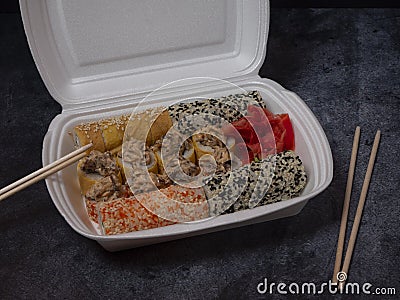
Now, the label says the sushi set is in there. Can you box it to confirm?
[73,91,307,235]
[19,0,333,250]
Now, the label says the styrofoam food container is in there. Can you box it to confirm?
[20,0,333,251]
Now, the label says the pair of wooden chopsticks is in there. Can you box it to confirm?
[0,143,92,202]
[332,127,381,289]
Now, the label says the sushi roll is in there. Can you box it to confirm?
[222,151,307,213]
[120,138,159,195]
[256,151,307,206]
[192,126,227,158]
[85,184,133,223]
[167,91,266,125]
[115,149,125,181]
[153,129,199,180]
[99,115,130,151]
[203,166,251,216]
[223,90,266,117]
[191,125,238,175]
[125,106,173,146]
[97,194,188,235]
[136,184,209,223]
[73,122,107,153]
[122,139,158,173]
[77,150,122,196]
[72,115,130,153]
[97,197,160,235]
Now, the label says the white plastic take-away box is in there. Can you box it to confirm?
[20,0,333,251]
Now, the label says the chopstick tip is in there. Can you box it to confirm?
[374,130,381,143]
[83,143,93,150]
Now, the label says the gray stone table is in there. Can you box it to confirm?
[0,8,399,299]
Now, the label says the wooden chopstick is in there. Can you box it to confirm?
[338,130,381,290]
[332,126,361,284]
[0,143,92,202]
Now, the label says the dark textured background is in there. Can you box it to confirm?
[0,7,399,300]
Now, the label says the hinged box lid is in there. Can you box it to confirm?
[20,0,269,109]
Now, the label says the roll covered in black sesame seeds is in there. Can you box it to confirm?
[203,150,307,215]
[167,90,266,124]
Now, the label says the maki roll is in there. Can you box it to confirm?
[256,151,307,206]
[125,106,173,146]
[97,197,176,235]
[122,139,158,174]
[72,115,129,153]
[152,129,199,181]
[167,90,266,124]
[192,126,229,158]
[123,139,159,195]
[223,151,307,213]
[76,150,131,223]
[136,185,209,223]
[202,166,250,216]
[77,150,122,196]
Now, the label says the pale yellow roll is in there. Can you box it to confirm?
[154,150,165,174]
[146,150,159,174]
[192,133,216,159]
[115,151,126,182]
[100,115,129,151]
[73,123,106,153]
[77,159,122,196]
[181,139,196,163]
[125,107,173,146]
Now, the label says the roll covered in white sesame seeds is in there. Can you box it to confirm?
[125,107,173,146]
[73,115,130,153]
